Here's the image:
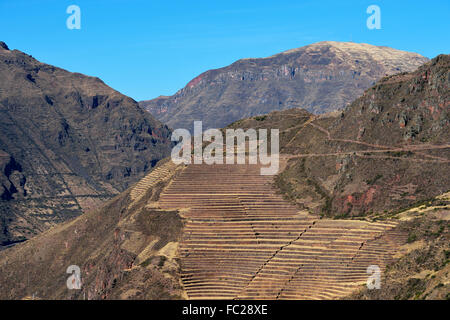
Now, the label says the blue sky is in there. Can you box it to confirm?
[0,0,449,101]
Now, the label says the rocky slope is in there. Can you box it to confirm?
[140,41,428,130]
[0,42,172,247]
[228,54,449,217]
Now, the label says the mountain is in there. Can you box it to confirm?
[0,55,447,300]
[140,41,429,130]
[0,42,172,247]
[228,54,449,217]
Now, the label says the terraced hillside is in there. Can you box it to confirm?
[0,157,409,300]
[157,160,406,299]
[347,192,449,300]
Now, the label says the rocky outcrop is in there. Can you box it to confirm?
[0,152,25,201]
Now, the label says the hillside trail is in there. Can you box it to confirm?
[287,120,450,163]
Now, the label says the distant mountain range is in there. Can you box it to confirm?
[140,41,429,130]
[0,42,172,247]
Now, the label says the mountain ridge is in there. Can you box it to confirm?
[140,41,429,130]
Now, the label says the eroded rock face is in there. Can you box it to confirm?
[140,41,429,130]
[0,43,173,246]
[0,152,26,201]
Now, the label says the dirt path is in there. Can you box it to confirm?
[287,121,450,163]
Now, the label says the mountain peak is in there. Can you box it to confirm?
[278,41,427,70]
[282,41,413,54]
[141,41,429,130]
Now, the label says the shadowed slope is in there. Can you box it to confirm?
[0,43,172,246]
